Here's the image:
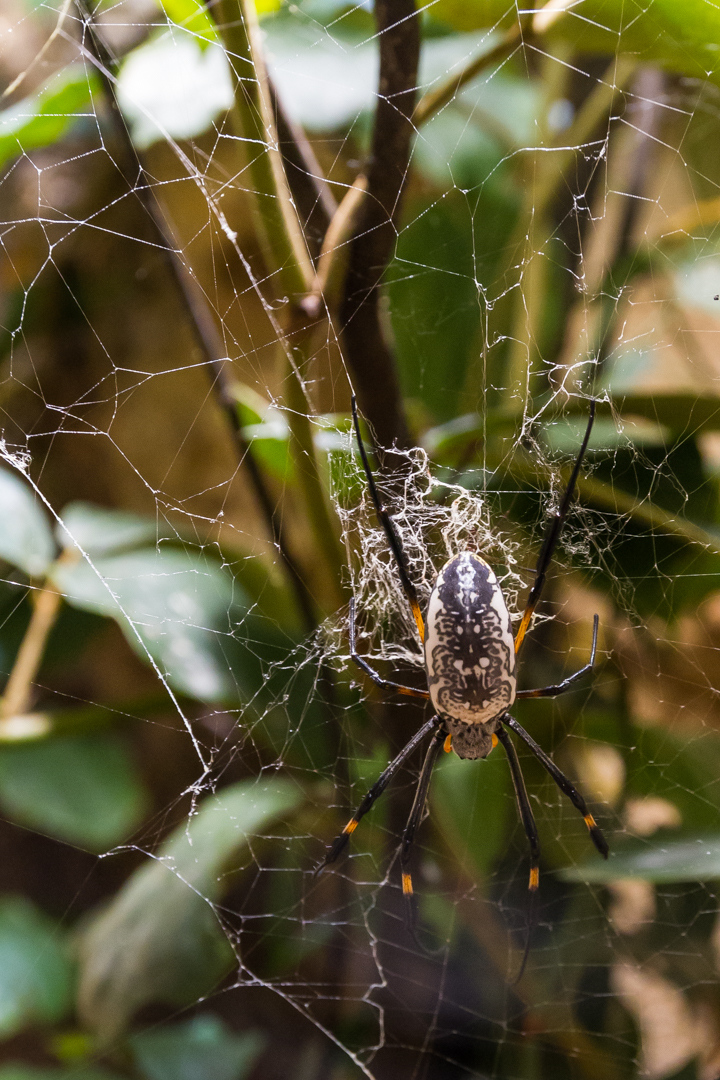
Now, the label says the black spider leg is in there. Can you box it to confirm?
[516,614,599,699]
[399,725,447,950]
[351,394,425,643]
[314,715,444,874]
[495,723,540,984]
[349,597,430,700]
[514,399,596,656]
[502,713,609,859]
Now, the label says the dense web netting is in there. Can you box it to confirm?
[4,1,720,1078]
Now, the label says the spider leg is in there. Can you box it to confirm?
[501,713,609,858]
[314,715,443,874]
[495,723,540,983]
[514,400,596,656]
[515,614,598,699]
[349,597,430,700]
[351,395,425,644]
[400,724,446,939]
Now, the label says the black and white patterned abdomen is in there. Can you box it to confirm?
[424,552,516,736]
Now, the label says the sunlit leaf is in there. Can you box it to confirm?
[0,734,148,851]
[240,417,294,484]
[158,0,218,47]
[0,897,73,1038]
[0,66,99,169]
[542,416,670,453]
[117,33,232,149]
[429,0,720,87]
[0,468,55,577]
[561,833,720,884]
[51,548,247,704]
[130,1015,264,1080]
[77,778,303,1039]
[58,503,164,558]
[548,0,720,83]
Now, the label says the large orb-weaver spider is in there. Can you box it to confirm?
[317,397,608,960]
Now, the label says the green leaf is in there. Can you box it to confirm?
[58,504,164,558]
[0,468,55,577]
[542,415,670,453]
[548,1,720,83]
[389,191,517,423]
[77,778,303,1040]
[0,734,148,851]
[560,833,720,884]
[130,1015,264,1080]
[50,548,247,704]
[0,897,73,1038]
[0,66,98,169]
[429,0,720,87]
[158,0,219,47]
[240,418,295,484]
[428,0,515,33]
[159,0,279,39]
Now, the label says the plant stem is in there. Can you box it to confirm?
[1,582,62,719]
[302,177,368,319]
[284,327,346,611]
[412,16,531,126]
[504,53,638,411]
[212,0,313,295]
[270,83,337,259]
[555,67,665,394]
[211,0,345,607]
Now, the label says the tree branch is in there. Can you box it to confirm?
[339,0,420,455]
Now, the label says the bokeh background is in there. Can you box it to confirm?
[3,1,720,1078]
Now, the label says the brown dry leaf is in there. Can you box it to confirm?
[612,963,717,1079]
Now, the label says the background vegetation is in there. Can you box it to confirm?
[3,0,720,1077]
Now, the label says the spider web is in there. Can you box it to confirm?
[2,1,720,1078]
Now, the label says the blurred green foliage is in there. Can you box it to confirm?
[2,0,720,1078]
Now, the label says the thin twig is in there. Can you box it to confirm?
[1,0,74,102]
[270,83,337,259]
[211,0,313,294]
[412,16,530,126]
[1,582,62,719]
[555,67,666,393]
[301,176,368,318]
[209,0,345,611]
[313,18,530,356]
[504,52,638,408]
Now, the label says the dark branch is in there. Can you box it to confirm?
[339,0,420,455]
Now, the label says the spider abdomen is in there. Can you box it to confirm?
[424,552,516,758]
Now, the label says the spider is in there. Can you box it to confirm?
[317,396,608,960]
